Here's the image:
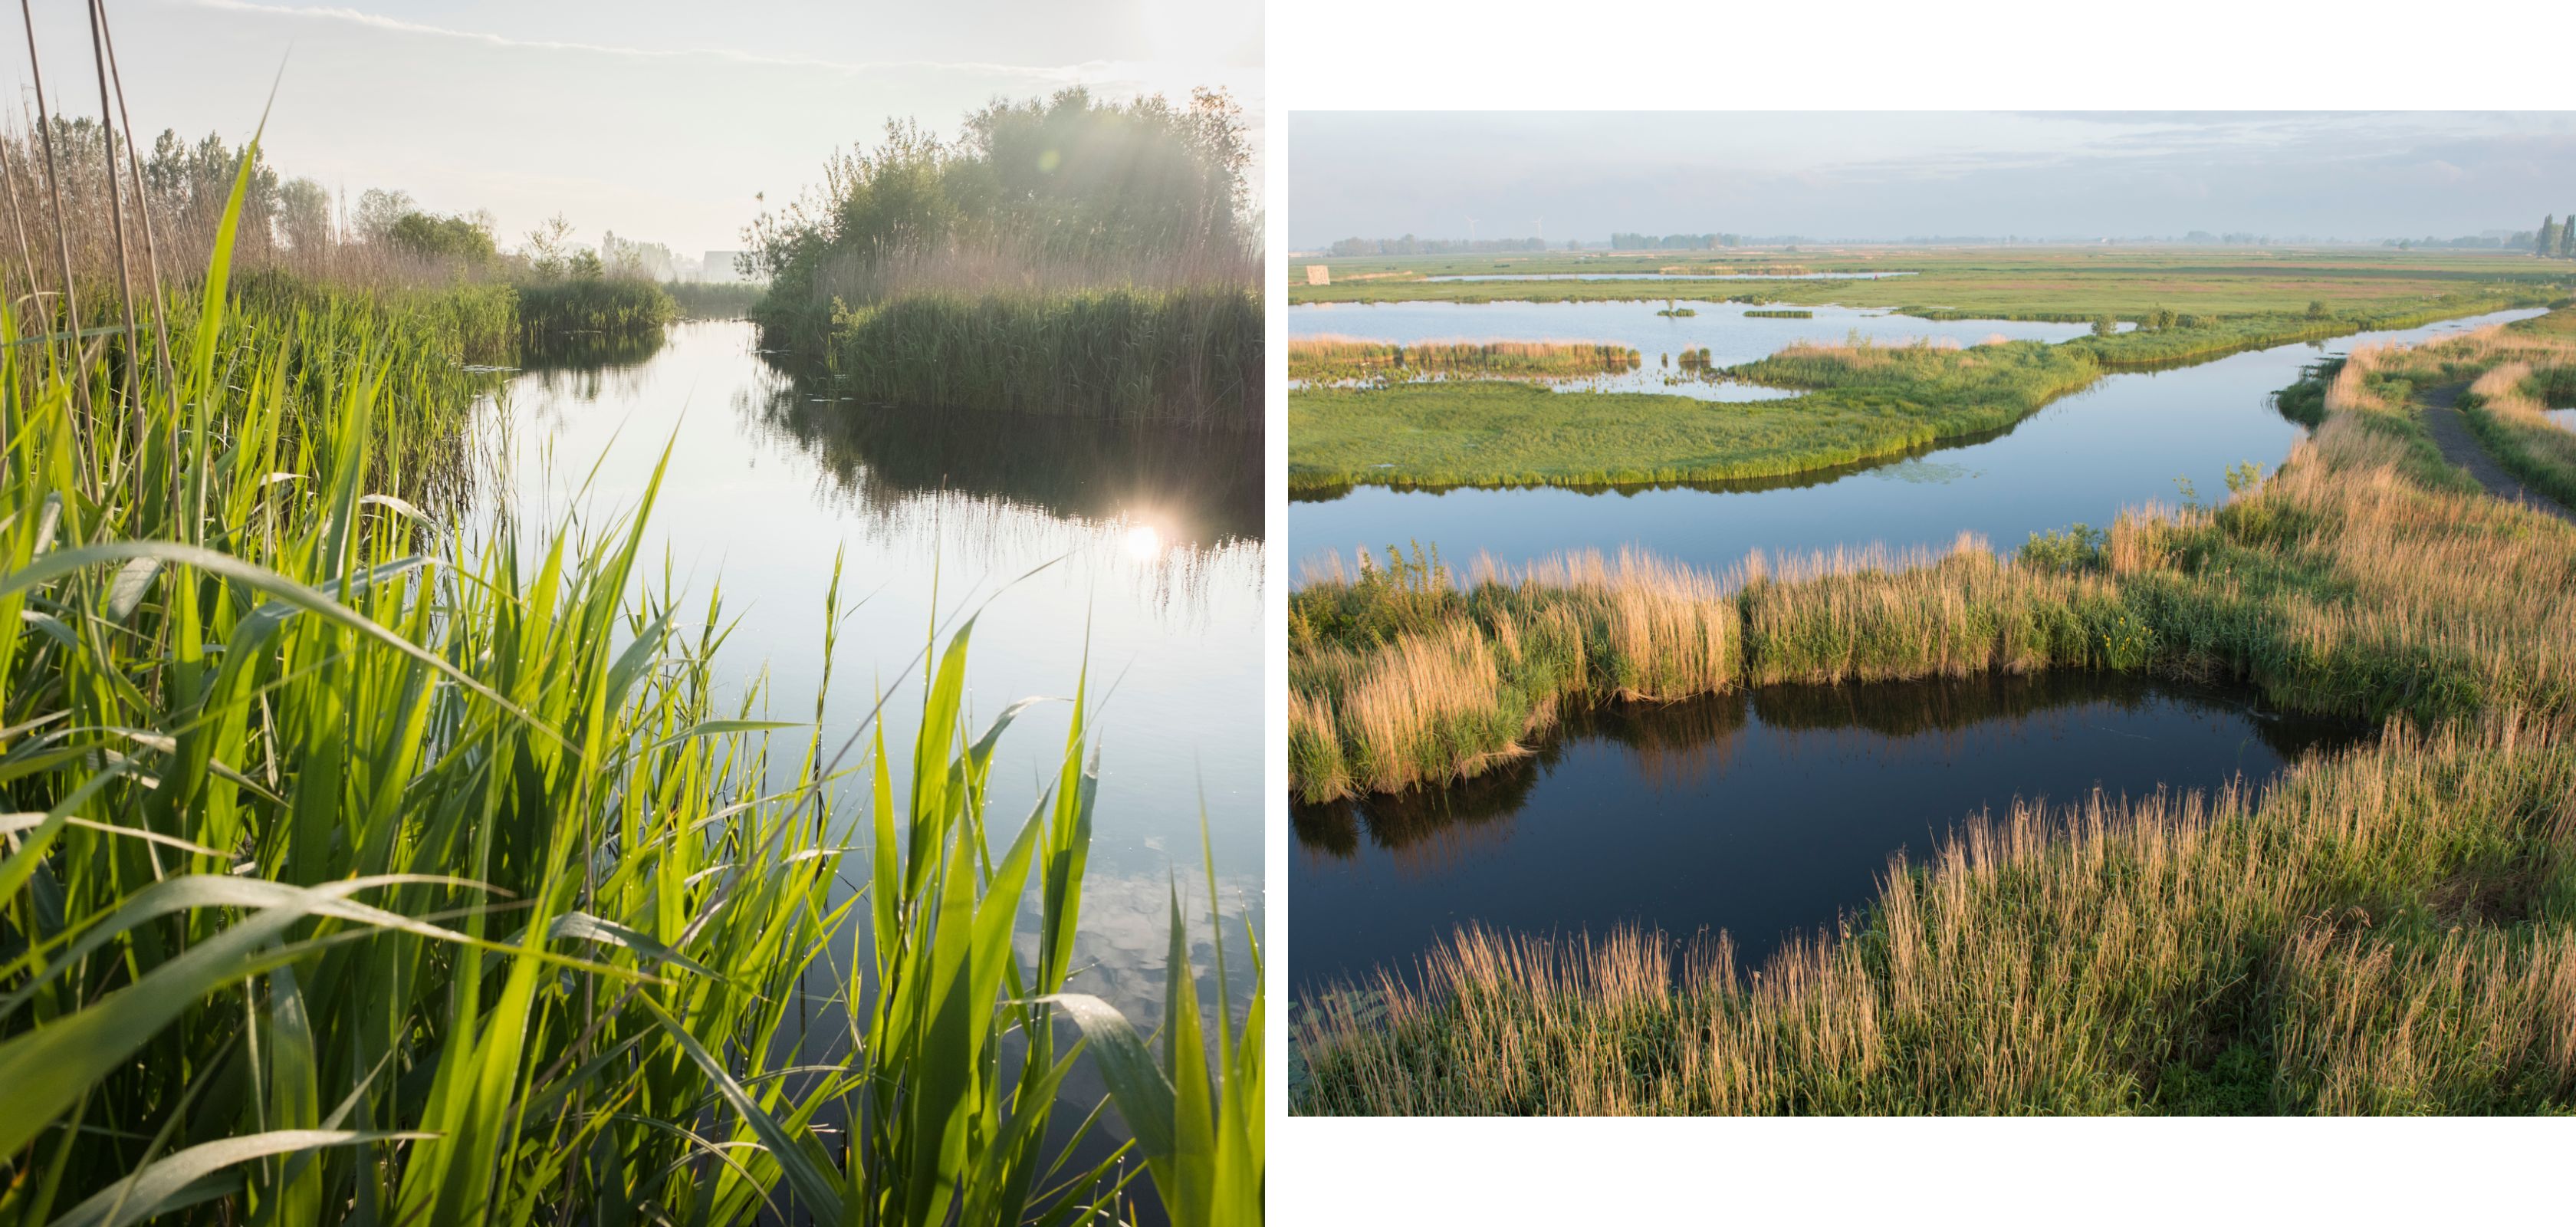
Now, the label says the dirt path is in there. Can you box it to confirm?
[2418,383,2576,525]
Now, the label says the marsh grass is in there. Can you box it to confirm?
[816,285,1261,428]
[662,279,765,321]
[1290,310,2576,803]
[1298,721,2576,1114]
[1,103,1259,1222]
[1291,309,2576,1117]
[1286,337,1638,382]
[512,275,676,344]
[1288,335,2097,492]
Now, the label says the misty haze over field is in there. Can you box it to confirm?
[1290,111,2576,248]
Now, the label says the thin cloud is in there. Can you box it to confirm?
[183,0,1109,82]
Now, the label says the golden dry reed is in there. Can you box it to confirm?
[1300,721,2576,1115]
[1292,308,2576,1117]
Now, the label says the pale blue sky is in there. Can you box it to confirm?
[11,0,1261,253]
[1290,112,2576,247]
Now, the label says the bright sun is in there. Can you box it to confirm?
[1122,524,1164,561]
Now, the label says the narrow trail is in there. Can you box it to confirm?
[2418,383,2576,525]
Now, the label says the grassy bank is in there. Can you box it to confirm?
[2431,311,2576,507]
[1299,723,2576,1114]
[3,159,1258,1222]
[798,286,1261,427]
[1290,335,2099,490]
[1288,337,1639,382]
[1290,310,2576,1117]
[1290,347,2576,799]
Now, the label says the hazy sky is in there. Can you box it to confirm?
[1290,112,2576,247]
[9,0,1261,254]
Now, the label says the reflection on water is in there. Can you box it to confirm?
[479,321,1263,1025]
[1290,673,2371,996]
[1290,307,2548,572]
[1292,299,2098,367]
[741,365,1263,622]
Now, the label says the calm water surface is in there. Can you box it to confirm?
[1290,305,2545,575]
[477,323,1261,1191]
[1290,675,2368,995]
[1292,298,2111,399]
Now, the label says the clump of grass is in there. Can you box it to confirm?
[513,274,676,344]
[1297,719,2576,1115]
[820,286,1260,427]
[1287,337,1639,383]
[661,279,765,320]
[1743,308,1811,318]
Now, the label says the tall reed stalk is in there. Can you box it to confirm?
[2,77,1259,1225]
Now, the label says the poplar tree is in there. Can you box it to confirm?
[2541,215,2558,256]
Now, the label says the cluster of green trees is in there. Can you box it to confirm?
[744,86,1251,308]
[1324,235,1549,255]
[1609,232,1744,250]
[2536,214,2576,258]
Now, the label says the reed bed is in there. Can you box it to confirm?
[1742,308,1811,318]
[1286,337,1639,382]
[1290,311,2576,802]
[661,279,764,321]
[1299,720,2576,1114]
[1,119,1258,1222]
[817,285,1261,428]
[748,90,1262,429]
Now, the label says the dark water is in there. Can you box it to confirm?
[1290,674,2369,996]
[483,323,1260,1214]
[1289,305,2545,577]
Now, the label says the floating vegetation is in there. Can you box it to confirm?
[1745,308,1813,318]
[1289,336,1641,382]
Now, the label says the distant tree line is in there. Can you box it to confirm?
[1325,235,1550,256]
[1608,232,1743,250]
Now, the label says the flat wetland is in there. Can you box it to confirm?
[1291,305,2546,572]
[1288,251,2576,1116]
[1293,673,2367,996]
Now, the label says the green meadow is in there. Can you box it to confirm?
[1286,256,2568,492]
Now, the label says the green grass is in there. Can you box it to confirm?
[1741,308,1809,318]
[661,280,766,321]
[798,288,1262,428]
[2,129,1259,1224]
[1287,337,1638,383]
[513,275,678,347]
[1288,336,2098,491]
